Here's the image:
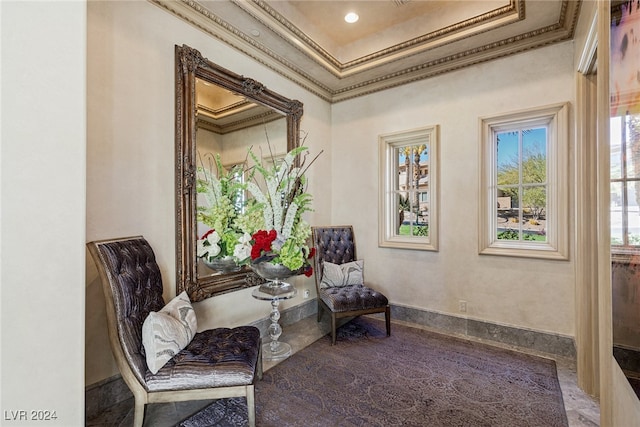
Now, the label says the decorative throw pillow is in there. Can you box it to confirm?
[142,291,197,374]
[320,260,364,288]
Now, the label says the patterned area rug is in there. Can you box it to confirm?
[178,317,568,427]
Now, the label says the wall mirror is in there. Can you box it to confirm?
[175,44,303,302]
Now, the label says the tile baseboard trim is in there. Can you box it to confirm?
[390,304,576,359]
[614,345,640,374]
[85,373,132,421]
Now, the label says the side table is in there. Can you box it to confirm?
[251,285,297,360]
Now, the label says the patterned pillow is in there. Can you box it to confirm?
[142,291,198,374]
[320,260,364,288]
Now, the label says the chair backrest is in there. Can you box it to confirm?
[311,226,358,291]
[87,236,165,388]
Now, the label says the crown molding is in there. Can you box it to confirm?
[152,0,582,103]
[235,0,523,76]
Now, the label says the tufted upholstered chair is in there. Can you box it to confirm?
[87,236,262,427]
[311,226,390,345]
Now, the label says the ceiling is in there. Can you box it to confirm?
[154,0,583,103]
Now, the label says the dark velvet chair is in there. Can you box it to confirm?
[87,236,262,427]
[311,226,390,345]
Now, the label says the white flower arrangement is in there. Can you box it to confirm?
[236,144,320,273]
[195,141,321,274]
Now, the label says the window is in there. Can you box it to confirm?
[379,125,439,251]
[610,114,640,253]
[479,103,569,259]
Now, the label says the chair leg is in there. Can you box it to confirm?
[385,305,391,336]
[246,384,256,427]
[256,344,263,381]
[133,398,145,427]
[331,313,337,345]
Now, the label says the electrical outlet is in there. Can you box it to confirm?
[303,289,310,298]
[459,300,467,313]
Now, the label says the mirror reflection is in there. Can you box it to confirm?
[175,44,303,302]
[195,79,288,280]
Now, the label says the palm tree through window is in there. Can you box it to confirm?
[396,144,429,237]
[378,125,439,251]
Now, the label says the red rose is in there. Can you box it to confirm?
[250,245,262,259]
[250,229,278,259]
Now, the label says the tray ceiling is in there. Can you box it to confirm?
[153,0,582,102]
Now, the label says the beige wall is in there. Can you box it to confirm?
[1,1,86,425]
[331,42,576,336]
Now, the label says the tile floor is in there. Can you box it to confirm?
[87,315,601,427]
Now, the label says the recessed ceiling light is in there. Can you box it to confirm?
[250,29,260,37]
[344,12,359,24]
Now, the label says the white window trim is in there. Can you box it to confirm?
[378,125,439,251]
[479,103,570,260]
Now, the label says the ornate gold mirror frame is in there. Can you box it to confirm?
[175,44,303,302]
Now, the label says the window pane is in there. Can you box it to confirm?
[625,115,640,178]
[497,188,520,240]
[628,181,640,209]
[496,189,509,238]
[410,144,427,191]
[611,116,623,180]
[396,147,409,191]
[522,185,546,219]
[417,192,429,226]
[409,198,420,221]
[497,192,512,210]
[611,181,624,245]
[522,186,546,242]
[398,224,412,236]
[498,186,519,209]
[497,224,520,240]
[413,223,429,237]
[497,131,519,185]
[627,183,640,245]
[522,127,547,184]
[396,191,409,235]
